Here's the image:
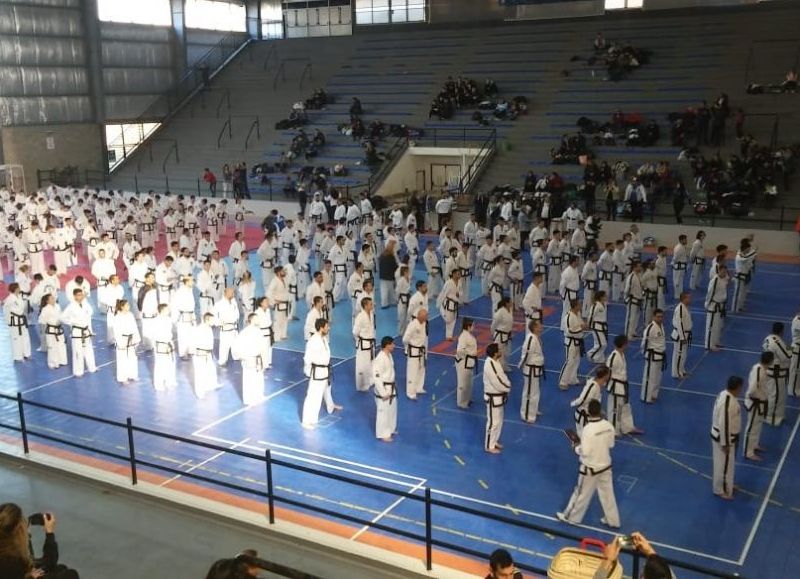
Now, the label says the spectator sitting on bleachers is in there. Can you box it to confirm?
[594,32,607,52]
[484,78,498,97]
[349,96,363,117]
[305,88,330,110]
[589,39,650,82]
[551,133,592,164]
[363,140,384,167]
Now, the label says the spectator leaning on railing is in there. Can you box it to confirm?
[595,532,674,579]
[0,503,78,579]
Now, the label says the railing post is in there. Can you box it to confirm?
[631,552,640,579]
[174,142,180,164]
[197,179,201,196]
[16,393,29,454]
[424,487,432,571]
[265,449,275,524]
[126,417,138,485]
[779,206,785,231]
[134,174,139,193]
[165,174,170,191]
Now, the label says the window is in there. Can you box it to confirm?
[106,122,160,172]
[262,0,284,38]
[605,0,643,9]
[185,0,247,31]
[98,0,171,26]
[355,0,425,25]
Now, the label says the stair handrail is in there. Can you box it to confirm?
[161,141,180,174]
[263,43,279,71]
[273,60,287,90]
[244,116,261,150]
[458,128,497,195]
[217,116,232,149]
[215,89,231,119]
[299,61,313,90]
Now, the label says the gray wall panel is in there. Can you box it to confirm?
[0,95,91,125]
[100,22,172,43]
[0,36,85,66]
[104,95,166,121]
[101,41,172,68]
[102,68,174,95]
[0,66,87,96]
[4,0,81,8]
[0,4,84,37]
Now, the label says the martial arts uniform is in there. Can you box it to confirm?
[507,257,523,309]
[423,248,442,297]
[437,278,461,340]
[257,239,277,291]
[266,276,291,342]
[4,292,31,361]
[171,285,196,358]
[518,332,544,422]
[597,250,614,298]
[491,306,513,371]
[214,296,240,365]
[152,314,177,391]
[732,248,756,313]
[155,262,177,305]
[347,271,365,319]
[559,264,580,331]
[790,315,800,398]
[743,363,768,459]
[304,307,323,341]
[197,269,216,317]
[113,310,140,383]
[671,302,693,378]
[641,267,658,326]
[38,303,67,369]
[396,276,411,335]
[329,244,348,302]
[704,273,728,350]
[483,357,511,452]
[546,239,562,295]
[373,350,398,439]
[672,242,688,298]
[353,310,376,392]
[407,291,429,323]
[654,254,668,310]
[711,389,741,497]
[530,245,548,290]
[611,247,625,302]
[139,286,159,351]
[522,281,543,328]
[581,260,598,319]
[688,238,705,290]
[559,417,620,527]
[571,378,603,436]
[192,323,218,399]
[403,318,427,400]
[586,301,608,364]
[455,329,478,409]
[253,305,274,368]
[640,319,666,402]
[606,349,637,435]
[302,331,335,427]
[623,271,643,340]
[558,310,584,389]
[62,300,96,377]
[234,324,266,406]
[763,333,791,426]
[487,264,506,312]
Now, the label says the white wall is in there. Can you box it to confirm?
[375,146,481,198]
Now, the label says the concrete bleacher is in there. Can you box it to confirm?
[110,2,800,225]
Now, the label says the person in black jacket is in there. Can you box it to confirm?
[0,503,78,579]
[378,242,399,308]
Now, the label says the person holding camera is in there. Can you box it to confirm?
[594,532,674,579]
[0,503,78,579]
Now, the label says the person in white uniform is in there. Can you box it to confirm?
[266,266,291,342]
[558,299,586,390]
[233,314,266,406]
[112,300,140,384]
[304,296,325,340]
[4,283,32,362]
[671,292,693,379]
[353,297,376,392]
[38,293,67,369]
[623,261,643,340]
[711,376,743,500]
[732,238,756,313]
[571,365,610,436]
[586,291,608,363]
[61,288,96,377]
[519,319,545,423]
[214,287,240,366]
[403,309,429,400]
[491,297,514,371]
[743,352,772,461]
[483,343,511,454]
[192,313,219,399]
[437,269,462,341]
[763,322,791,426]
[455,318,478,409]
[640,309,666,403]
[253,297,274,369]
[688,230,706,290]
[606,335,643,436]
[301,318,342,428]
[373,336,398,442]
[151,304,177,391]
[705,264,729,351]
[790,312,800,398]
[396,265,412,336]
[671,235,688,298]
[521,273,544,327]
[559,256,581,330]
[557,399,620,528]
[171,276,196,359]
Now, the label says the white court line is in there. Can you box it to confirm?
[191,357,351,436]
[159,437,250,487]
[23,360,115,393]
[738,411,800,565]
[350,478,428,542]
[429,488,741,566]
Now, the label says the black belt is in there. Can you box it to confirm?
[579,464,612,476]
[585,280,597,290]
[334,264,347,273]
[178,311,195,323]
[524,363,545,378]
[46,323,64,337]
[494,330,511,344]
[566,336,586,357]
[599,270,613,281]
[398,293,410,305]
[444,297,459,312]
[376,382,397,403]
[311,362,331,381]
[71,325,92,341]
[221,323,238,332]
[646,349,667,370]
[261,259,274,269]
[276,301,290,312]
[657,276,667,288]
[485,392,508,407]
[626,296,643,307]
[358,337,375,352]
[407,345,426,358]
[592,322,608,333]
[9,313,28,335]
[457,354,478,371]
[673,262,687,271]
[608,378,629,402]
[195,347,213,358]
[745,397,768,416]
[736,272,751,283]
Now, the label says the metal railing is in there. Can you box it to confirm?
[299,61,314,91]
[273,57,313,90]
[216,89,232,119]
[161,141,180,174]
[0,392,742,579]
[457,128,497,195]
[218,116,233,149]
[263,43,279,71]
[342,134,411,199]
[244,116,261,151]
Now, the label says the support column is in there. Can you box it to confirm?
[80,0,107,170]
[170,0,188,80]
[246,0,262,40]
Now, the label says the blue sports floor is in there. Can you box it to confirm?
[1,247,799,578]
